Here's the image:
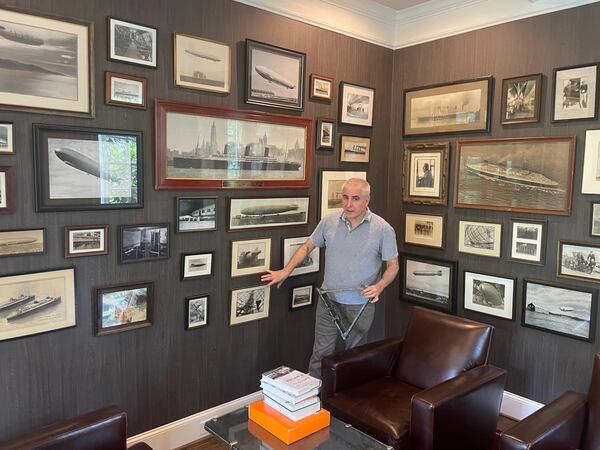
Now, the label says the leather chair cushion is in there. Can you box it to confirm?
[584,353,600,449]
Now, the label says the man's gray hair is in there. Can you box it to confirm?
[341,178,371,196]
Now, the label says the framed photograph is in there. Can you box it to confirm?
[404,213,444,248]
[0,165,13,213]
[316,118,335,150]
[310,74,333,101]
[230,285,270,325]
[186,295,208,330]
[229,197,309,231]
[558,241,600,284]
[464,271,515,320]
[181,252,213,279]
[0,229,45,257]
[339,82,375,127]
[155,100,312,190]
[33,124,143,212]
[108,17,157,68]
[553,63,598,122]
[581,130,600,194]
[592,203,600,237]
[458,220,502,258]
[403,77,492,137]
[176,197,217,232]
[119,224,169,264]
[320,170,367,218]
[523,279,597,342]
[94,281,153,336]
[340,135,370,163]
[401,254,456,313]
[510,219,546,264]
[64,225,108,258]
[0,268,75,341]
[501,73,542,125]
[0,122,14,154]
[282,236,320,277]
[403,142,449,205]
[174,33,230,93]
[291,285,313,309]
[455,137,575,216]
[231,238,271,277]
[105,71,147,109]
[245,39,305,111]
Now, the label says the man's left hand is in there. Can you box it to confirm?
[362,284,383,303]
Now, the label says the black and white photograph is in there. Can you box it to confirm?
[231,238,271,277]
[592,203,600,237]
[174,33,230,93]
[403,142,450,206]
[523,280,596,342]
[558,241,600,283]
[0,122,14,154]
[458,220,502,258]
[291,285,313,309]
[0,229,45,257]
[339,82,375,127]
[230,285,270,325]
[282,236,320,277]
[510,220,545,264]
[108,17,157,68]
[553,63,598,121]
[340,135,370,163]
[581,130,600,194]
[228,197,309,231]
[320,170,367,218]
[94,282,152,336]
[316,119,335,150]
[245,39,305,111]
[464,271,515,320]
[177,197,216,232]
[404,213,444,248]
[186,295,208,329]
[310,74,333,101]
[402,255,455,313]
[181,252,213,279]
[119,224,169,264]
[105,71,146,109]
[0,167,9,212]
[64,225,108,258]
[501,74,542,124]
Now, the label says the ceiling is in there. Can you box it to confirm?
[370,0,429,10]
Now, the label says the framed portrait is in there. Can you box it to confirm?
[552,63,598,122]
[316,118,335,150]
[0,229,45,257]
[403,141,449,205]
[230,285,270,325]
[33,124,143,212]
[463,271,515,320]
[0,165,13,213]
[245,39,305,111]
[310,74,333,101]
[501,73,542,125]
[155,100,312,190]
[404,213,444,248]
[228,197,309,231]
[320,170,367,218]
[592,203,600,237]
[181,252,213,279]
[454,137,575,216]
[340,135,370,163]
[339,82,375,127]
[523,279,597,342]
[401,254,456,313]
[282,236,320,277]
[231,238,271,277]
[403,76,492,137]
[510,219,546,264]
[558,241,600,284]
[64,225,108,258]
[94,281,153,336]
[174,33,230,93]
[0,268,75,341]
[176,197,217,232]
[108,17,157,68]
[119,224,169,264]
[458,220,502,258]
[581,130,600,194]
[105,71,147,109]
[0,122,14,154]
[186,295,208,330]
[291,285,313,309]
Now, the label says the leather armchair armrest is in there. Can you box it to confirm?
[500,391,586,450]
[411,365,507,450]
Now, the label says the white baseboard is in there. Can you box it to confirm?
[500,390,544,420]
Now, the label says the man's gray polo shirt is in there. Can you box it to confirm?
[309,210,398,305]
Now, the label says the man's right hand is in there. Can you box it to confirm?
[261,269,289,288]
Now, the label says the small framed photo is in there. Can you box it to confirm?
[340,135,370,163]
[0,229,45,257]
[510,219,546,264]
[404,213,444,249]
[105,71,147,109]
[553,63,598,122]
[186,295,208,330]
[403,141,449,205]
[230,285,270,326]
[320,170,367,218]
[523,279,597,342]
[291,285,313,309]
[94,282,153,336]
[0,165,13,213]
[231,238,271,277]
[501,73,542,125]
[108,17,157,68]
[316,118,335,150]
[176,197,217,232]
[464,271,516,320]
[592,203,600,237]
[0,122,14,154]
[339,82,375,127]
[181,252,214,279]
[458,220,502,258]
[64,225,108,258]
[401,254,456,313]
[282,236,320,277]
[228,197,309,231]
[558,241,600,284]
[119,224,169,264]
[581,130,600,194]
[310,74,333,100]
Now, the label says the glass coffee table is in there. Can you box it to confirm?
[205,406,392,449]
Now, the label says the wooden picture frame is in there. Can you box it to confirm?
[581,130,600,194]
[186,295,208,330]
[105,71,147,109]
[552,63,598,122]
[64,225,108,258]
[181,252,214,279]
[403,141,449,205]
[316,118,335,150]
[0,229,45,257]
[119,224,169,264]
[176,197,217,232]
[401,254,456,314]
[108,17,157,68]
[339,82,375,127]
[340,135,370,163]
[310,74,333,101]
[94,281,153,336]
[230,285,270,325]
[319,169,367,219]
[458,220,502,258]
[0,122,14,154]
[463,271,516,320]
[501,73,542,125]
[404,213,444,249]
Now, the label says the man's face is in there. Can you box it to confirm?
[341,183,370,221]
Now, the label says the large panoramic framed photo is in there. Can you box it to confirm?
[94,281,153,336]
[404,213,444,249]
[64,225,108,258]
[403,77,492,137]
[119,224,169,264]
[501,73,542,125]
[228,197,309,231]
[459,220,502,258]
[176,197,216,232]
[464,271,515,320]
[230,285,270,326]
[401,254,456,314]
[108,17,157,68]
[320,170,367,218]
[581,130,600,194]
[339,82,375,127]
[558,241,600,284]
[155,100,312,190]
[403,142,449,205]
[0,229,45,257]
[283,236,320,277]
[231,238,271,277]
[454,137,576,215]
[510,219,546,265]
[553,63,598,122]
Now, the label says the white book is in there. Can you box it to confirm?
[263,388,320,412]
[261,366,321,396]
[260,382,320,404]
[264,396,321,421]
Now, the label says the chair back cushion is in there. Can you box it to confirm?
[393,307,493,389]
[583,353,600,449]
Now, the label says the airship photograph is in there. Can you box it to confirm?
[0,229,44,256]
[175,33,230,93]
[404,258,452,309]
[231,238,271,277]
[464,271,515,320]
[182,252,213,279]
[229,197,309,230]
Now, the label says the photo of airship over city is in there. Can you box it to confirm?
[229,197,309,230]
[404,258,452,309]
[175,33,230,93]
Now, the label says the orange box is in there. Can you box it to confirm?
[248,400,330,445]
[248,419,330,450]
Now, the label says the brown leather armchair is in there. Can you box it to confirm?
[500,353,600,450]
[321,307,507,450]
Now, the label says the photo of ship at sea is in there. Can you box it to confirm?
[411,89,481,128]
[405,259,450,305]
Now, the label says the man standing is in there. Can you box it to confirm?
[261,178,399,378]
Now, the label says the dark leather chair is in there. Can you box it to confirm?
[0,405,152,450]
[500,353,600,450]
[321,306,507,450]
